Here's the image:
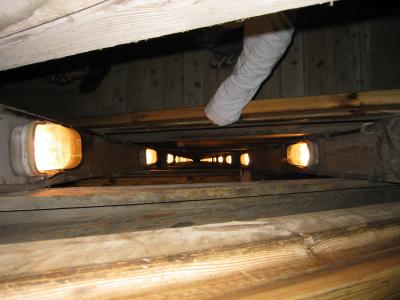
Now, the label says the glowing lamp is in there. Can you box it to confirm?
[218,156,224,163]
[240,153,250,167]
[167,154,174,164]
[11,122,82,177]
[287,141,318,168]
[145,148,158,165]
[226,155,232,164]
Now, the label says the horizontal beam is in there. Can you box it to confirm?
[231,254,400,300]
[103,122,363,143]
[0,178,389,211]
[1,202,400,299]
[71,90,400,129]
[0,179,398,243]
[0,0,338,71]
[0,1,102,39]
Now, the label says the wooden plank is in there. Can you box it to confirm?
[280,31,305,97]
[334,22,362,93]
[255,64,282,99]
[106,122,363,143]
[72,174,241,186]
[0,0,102,38]
[69,89,400,128]
[304,27,337,95]
[0,182,398,243]
[225,253,400,300]
[184,49,205,107]
[0,178,389,211]
[0,0,338,71]
[149,56,164,110]
[126,59,152,111]
[0,202,399,299]
[368,16,400,90]
[161,53,184,108]
[359,21,373,90]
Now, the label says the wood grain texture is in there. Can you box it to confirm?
[223,253,400,300]
[0,202,399,299]
[0,183,398,244]
[0,178,390,211]
[0,0,102,38]
[281,31,305,97]
[105,121,363,143]
[334,22,362,93]
[162,53,184,108]
[70,89,400,128]
[0,0,338,71]
[304,27,337,95]
[184,49,205,106]
[255,64,282,100]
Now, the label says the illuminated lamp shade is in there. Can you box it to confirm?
[218,156,224,163]
[240,153,250,167]
[145,148,158,165]
[287,141,318,168]
[167,154,174,164]
[226,155,232,164]
[11,122,82,177]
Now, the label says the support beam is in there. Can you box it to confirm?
[1,202,400,299]
[70,90,400,129]
[0,179,398,243]
[0,0,338,71]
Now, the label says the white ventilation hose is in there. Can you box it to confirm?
[205,13,295,126]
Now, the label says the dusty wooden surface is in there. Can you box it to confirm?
[70,89,400,128]
[0,202,399,299]
[0,179,398,243]
[220,253,400,300]
[0,0,337,70]
[0,178,391,211]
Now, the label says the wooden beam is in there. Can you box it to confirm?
[226,254,400,300]
[0,179,398,243]
[1,202,400,299]
[0,1,102,38]
[101,122,363,143]
[0,0,338,71]
[70,90,400,129]
[0,178,390,211]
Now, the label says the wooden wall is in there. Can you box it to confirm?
[0,3,399,120]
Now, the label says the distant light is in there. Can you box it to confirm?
[226,155,232,164]
[167,154,174,164]
[218,156,224,163]
[11,122,82,177]
[145,148,158,165]
[287,141,318,168]
[174,156,193,164]
[240,153,250,166]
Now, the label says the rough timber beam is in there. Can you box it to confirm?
[71,89,400,129]
[0,0,339,71]
[0,202,400,299]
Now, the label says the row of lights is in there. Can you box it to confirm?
[168,154,193,164]
[145,152,194,166]
[200,155,232,164]
[9,121,317,177]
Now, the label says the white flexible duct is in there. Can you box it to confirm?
[205,13,295,126]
